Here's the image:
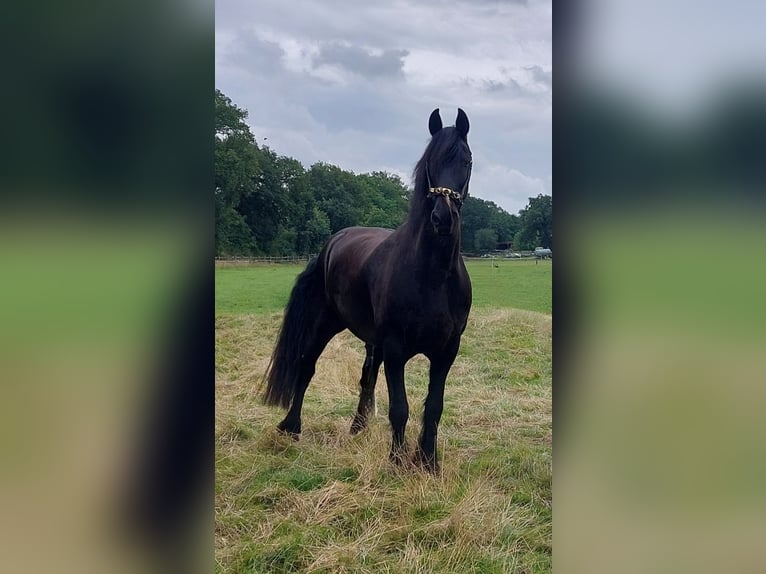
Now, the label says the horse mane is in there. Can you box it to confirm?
[412,126,467,194]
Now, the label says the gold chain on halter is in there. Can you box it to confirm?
[428,187,462,201]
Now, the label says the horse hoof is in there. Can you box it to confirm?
[349,416,367,435]
[277,421,301,440]
[389,447,410,467]
[277,428,300,441]
[390,454,407,467]
[413,450,440,474]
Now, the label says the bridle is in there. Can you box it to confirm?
[425,161,471,205]
[429,186,463,202]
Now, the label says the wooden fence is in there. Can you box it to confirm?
[216,251,548,266]
[215,255,317,266]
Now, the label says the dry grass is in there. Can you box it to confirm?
[216,308,551,573]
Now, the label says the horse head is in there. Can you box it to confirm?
[423,108,472,237]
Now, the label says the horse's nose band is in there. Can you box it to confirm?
[425,160,467,204]
[428,186,462,202]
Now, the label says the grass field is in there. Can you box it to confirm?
[215,258,551,573]
[216,258,552,316]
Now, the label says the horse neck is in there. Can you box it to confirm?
[422,227,462,273]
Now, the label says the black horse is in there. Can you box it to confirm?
[262,108,472,471]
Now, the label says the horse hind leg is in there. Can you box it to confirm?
[350,343,382,435]
[276,311,341,438]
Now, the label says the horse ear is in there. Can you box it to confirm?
[456,108,469,138]
[429,109,442,136]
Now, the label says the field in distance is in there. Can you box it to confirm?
[215,258,552,316]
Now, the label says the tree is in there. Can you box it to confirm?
[214,88,542,257]
[474,228,499,253]
[214,89,260,255]
[491,211,521,245]
[308,163,365,233]
[356,172,409,228]
[297,207,332,255]
[461,196,519,252]
[215,202,257,256]
[515,194,552,250]
[215,89,253,140]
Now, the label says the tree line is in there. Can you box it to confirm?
[215,89,552,257]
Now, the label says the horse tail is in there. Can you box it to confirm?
[262,257,324,409]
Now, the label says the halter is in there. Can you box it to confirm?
[429,186,463,201]
[425,162,465,204]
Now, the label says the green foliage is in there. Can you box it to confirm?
[358,172,410,228]
[298,207,332,255]
[214,90,413,257]
[215,89,253,140]
[515,194,552,250]
[474,227,499,252]
[215,202,257,257]
[215,89,261,256]
[461,196,520,253]
[214,89,548,257]
[462,193,553,254]
[307,162,363,233]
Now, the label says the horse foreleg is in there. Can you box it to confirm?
[350,343,382,434]
[383,345,409,464]
[416,342,459,472]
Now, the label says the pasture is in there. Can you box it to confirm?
[215,258,552,315]
[215,259,551,573]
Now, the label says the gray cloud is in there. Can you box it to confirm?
[419,0,528,6]
[473,71,550,101]
[480,77,530,98]
[227,31,286,76]
[525,65,552,89]
[216,0,551,215]
[313,43,409,79]
[482,79,507,92]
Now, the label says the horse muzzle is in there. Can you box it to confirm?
[430,210,454,235]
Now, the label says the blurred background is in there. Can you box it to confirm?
[558,1,766,572]
[0,1,212,573]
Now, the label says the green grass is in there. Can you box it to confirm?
[215,260,551,573]
[464,258,551,313]
[215,258,551,316]
[215,264,303,316]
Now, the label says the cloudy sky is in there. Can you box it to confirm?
[215,0,551,216]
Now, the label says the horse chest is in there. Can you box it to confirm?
[392,287,468,348]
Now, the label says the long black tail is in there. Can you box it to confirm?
[262,257,324,409]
